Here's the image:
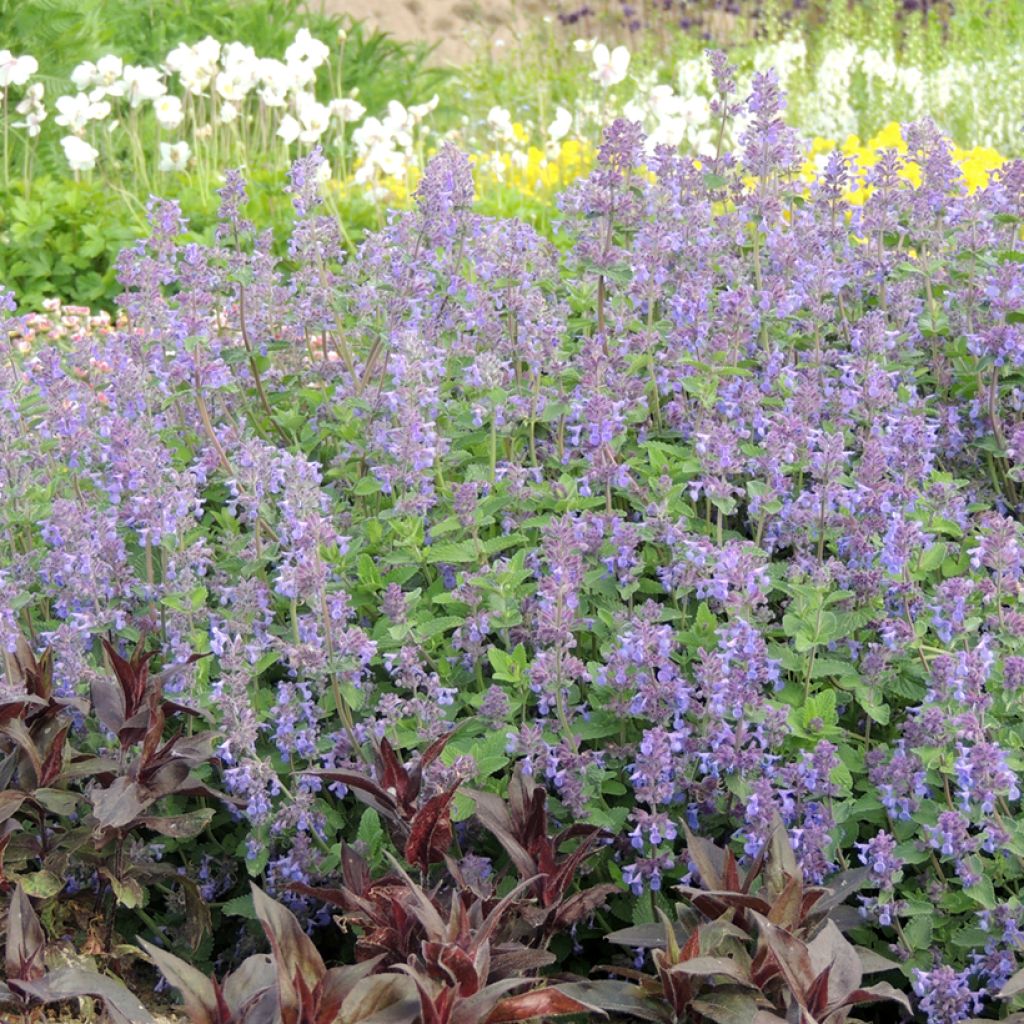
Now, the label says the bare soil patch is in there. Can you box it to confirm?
[312,0,546,63]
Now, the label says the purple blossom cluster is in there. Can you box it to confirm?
[5,52,1024,1009]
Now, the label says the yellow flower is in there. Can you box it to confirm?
[867,122,907,153]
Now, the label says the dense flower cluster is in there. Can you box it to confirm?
[6,51,1024,1020]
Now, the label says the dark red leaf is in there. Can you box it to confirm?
[6,883,45,983]
[102,638,155,719]
[90,675,127,737]
[485,986,593,1023]
[424,942,480,997]
[308,770,401,822]
[544,830,601,907]
[405,727,461,807]
[39,723,69,787]
[553,883,619,930]
[404,786,457,872]
[251,883,325,1023]
[1,719,43,784]
[466,788,536,882]
[376,738,409,805]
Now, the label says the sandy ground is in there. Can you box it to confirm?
[314,0,546,63]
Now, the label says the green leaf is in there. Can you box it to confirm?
[414,615,464,639]
[221,894,258,919]
[903,915,933,950]
[425,541,480,563]
[352,476,382,496]
[356,808,385,862]
[16,870,64,899]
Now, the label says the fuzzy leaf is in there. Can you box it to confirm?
[691,990,765,1024]
[0,789,26,823]
[855,947,902,975]
[90,775,152,828]
[251,882,325,1018]
[137,808,215,838]
[606,922,691,950]
[6,884,45,983]
[554,981,661,1021]
[0,719,42,782]
[139,939,219,1024]
[672,957,755,987]
[1001,966,1024,1000]
[91,675,127,736]
[13,966,156,1024]
[751,912,815,1004]
[683,824,724,890]
[340,974,419,1024]
[222,957,278,1022]
[316,957,386,1023]
[844,981,913,1015]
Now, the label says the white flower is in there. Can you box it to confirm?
[487,105,515,140]
[222,41,257,68]
[352,115,389,154]
[14,83,46,136]
[121,65,166,107]
[257,59,294,107]
[178,61,213,96]
[55,92,110,134]
[158,140,191,172]
[166,40,218,95]
[61,134,99,171]
[193,36,222,68]
[353,140,407,183]
[573,38,597,53]
[216,68,254,104]
[622,98,646,125]
[15,81,44,113]
[71,61,99,91]
[0,51,37,88]
[95,54,124,87]
[409,94,439,122]
[382,101,413,147]
[277,113,301,145]
[330,97,365,123]
[220,101,239,124]
[591,44,630,88]
[548,106,573,141]
[285,59,317,91]
[153,94,184,129]
[285,28,330,69]
[314,160,331,186]
[164,42,197,74]
[15,110,46,137]
[297,96,330,142]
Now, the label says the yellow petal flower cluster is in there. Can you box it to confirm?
[344,122,1006,213]
[804,122,1005,203]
